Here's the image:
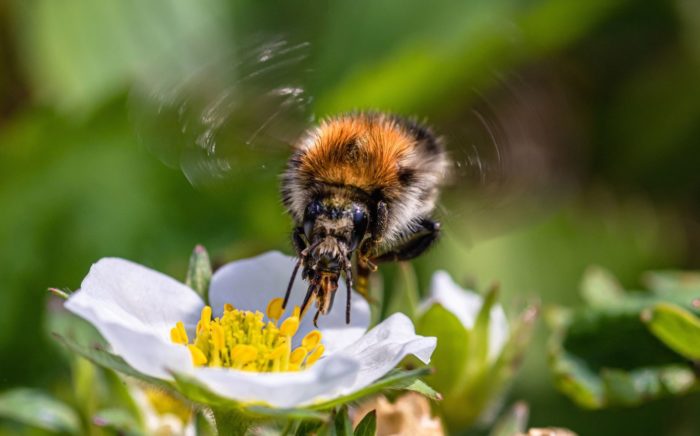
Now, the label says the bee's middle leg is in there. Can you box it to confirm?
[352,200,388,300]
[355,253,375,301]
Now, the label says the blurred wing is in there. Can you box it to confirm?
[433,72,582,246]
[129,37,314,187]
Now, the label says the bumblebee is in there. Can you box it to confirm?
[281,112,449,325]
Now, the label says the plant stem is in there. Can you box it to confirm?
[210,406,256,435]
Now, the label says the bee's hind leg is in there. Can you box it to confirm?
[372,218,441,263]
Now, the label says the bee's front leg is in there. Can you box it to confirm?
[291,226,307,254]
[284,227,309,309]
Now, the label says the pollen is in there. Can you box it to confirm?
[170,302,324,373]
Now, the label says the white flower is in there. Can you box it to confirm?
[128,383,195,436]
[423,271,509,360]
[65,251,435,408]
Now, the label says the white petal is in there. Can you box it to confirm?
[337,313,436,394]
[427,271,509,360]
[188,354,360,408]
[209,251,371,354]
[65,258,203,378]
[66,258,204,339]
[84,317,193,379]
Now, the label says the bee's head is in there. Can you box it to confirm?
[296,197,370,324]
[302,198,370,254]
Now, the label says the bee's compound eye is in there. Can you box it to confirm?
[307,200,323,218]
[352,208,368,231]
[304,200,323,239]
[350,207,369,250]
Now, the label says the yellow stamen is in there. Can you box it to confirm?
[211,323,225,350]
[232,344,258,368]
[170,300,324,373]
[199,306,212,332]
[302,330,322,349]
[143,387,192,423]
[188,345,208,366]
[170,321,188,344]
[280,316,300,337]
[306,344,325,366]
[266,297,285,322]
[290,347,308,365]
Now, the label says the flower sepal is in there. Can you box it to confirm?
[416,271,539,431]
[52,315,171,391]
[185,244,212,303]
[167,369,327,421]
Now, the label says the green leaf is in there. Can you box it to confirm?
[72,355,100,426]
[548,269,700,409]
[195,410,217,436]
[643,271,700,295]
[48,287,71,299]
[52,329,170,390]
[549,348,604,409]
[643,303,700,360]
[386,262,420,320]
[312,367,432,410]
[416,304,469,396]
[186,244,213,303]
[0,388,81,433]
[333,406,353,436]
[601,369,640,406]
[401,379,442,401]
[472,284,499,366]
[170,370,327,421]
[93,408,143,435]
[493,305,539,385]
[353,410,376,436]
[295,420,324,436]
[580,266,624,307]
[16,0,229,114]
[489,401,529,436]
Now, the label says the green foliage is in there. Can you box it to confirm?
[385,262,420,321]
[13,0,229,114]
[353,410,377,436]
[2,0,700,433]
[0,389,80,433]
[416,304,470,396]
[92,408,143,435]
[643,303,700,361]
[489,401,529,436]
[548,267,700,409]
[417,285,537,432]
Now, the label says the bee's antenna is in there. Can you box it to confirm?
[283,257,302,309]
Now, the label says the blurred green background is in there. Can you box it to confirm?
[1,0,700,434]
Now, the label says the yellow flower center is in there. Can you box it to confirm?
[143,387,192,424]
[170,297,325,372]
